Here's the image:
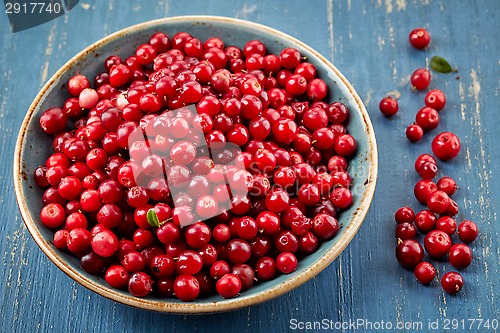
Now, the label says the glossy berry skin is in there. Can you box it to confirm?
[409,28,431,49]
[312,213,339,240]
[334,134,356,157]
[444,200,458,218]
[128,272,153,297]
[40,107,68,135]
[185,223,211,249]
[414,179,437,204]
[446,200,459,217]
[265,189,290,213]
[121,250,146,273]
[174,274,200,301]
[255,256,277,281]
[436,216,457,236]
[40,203,66,228]
[432,132,461,161]
[329,187,353,210]
[395,239,424,268]
[91,230,119,257]
[414,209,437,233]
[395,223,417,240]
[449,244,473,269]
[411,68,431,91]
[379,97,398,117]
[441,272,464,294]
[427,190,451,214]
[417,162,438,179]
[394,206,415,224]
[415,154,437,172]
[276,252,298,274]
[176,250,203,275]
[415,107,439,132]
[424,230,452,259]
[436,177,457,196]
[457,220,479,243]
[105,265,129,289]
[406,124,424,143]
[216,273,242,298]
[414,262,436,285]
[425,89,446,111]
[227,239,251,264]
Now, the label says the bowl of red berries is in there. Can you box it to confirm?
[14,16,377,313]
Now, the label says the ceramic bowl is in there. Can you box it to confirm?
[14,16,377,313]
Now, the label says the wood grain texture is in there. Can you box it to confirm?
[1,0,499,332]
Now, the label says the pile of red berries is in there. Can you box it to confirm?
[35,32,357,300]
[386,27,478,295]
[395,154,478,294]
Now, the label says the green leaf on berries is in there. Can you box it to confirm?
[147,208,160,227]
[430,56,457,73]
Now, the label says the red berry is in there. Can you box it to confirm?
[40,107,68,135]
[441,272,464,294]
[414,179,437,204]
[265,188,290,213]
[334,134,356,157]
[395,223,417,240]
[432,132,461,161]
[128,272,153,297]
[417,161,438,179]
[306,78,328,101]
[394,206,415,224]
[174,274,200,301]
[67,74,90,96]
[425,89,446,111]
[414,209,437,233]
[427,190,450,214]
[395,239,424,268]
[329,187,353,210]
[379,97,398,117]
[280,48,301,69]
[415,107,439,131]
[176,250,203,275]
[255,256,277,281]
[415,153,437,171]
[411,68,431,90]
[449,244,473,269]
[424,230,452,259]
[91,230,119,257]
[406,124,424,142]
[105,265,129,289]
[276,252,298,274]
[195,195,219,219]
[227,239,251,264]
[40,203,66,228]
[437,177,458,196]
[435,216,457,236]
[457,220,478,243]
[409,28,431,49]
[66,228,92,254]
[121,251,146,273]
[312,213,339,240]
[216,273,242,298]
[414,262,436,284]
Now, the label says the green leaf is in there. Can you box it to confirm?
[146,208,160,227]
[430,56,457,73]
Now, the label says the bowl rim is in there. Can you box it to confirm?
[13,15,378,314]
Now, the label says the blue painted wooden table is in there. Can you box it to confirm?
[1,1,499,332]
